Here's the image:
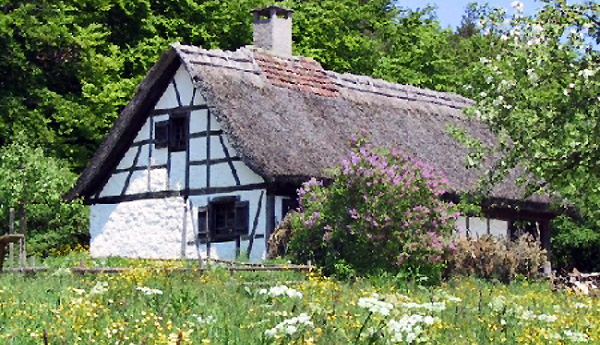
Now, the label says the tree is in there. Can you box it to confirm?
[0,140,88,255]
[467,0,599,219]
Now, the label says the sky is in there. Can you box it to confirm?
[398,0,542,30]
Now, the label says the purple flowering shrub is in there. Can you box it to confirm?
[287,136,458,278]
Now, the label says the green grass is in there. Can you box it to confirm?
[0,253,597,344]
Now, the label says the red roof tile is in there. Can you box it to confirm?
[254,51,340,97]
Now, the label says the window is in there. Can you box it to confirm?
[154,113,188,151]
[281,198,297,220]
[198,197,250,242]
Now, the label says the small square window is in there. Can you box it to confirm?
[154,113,188,151]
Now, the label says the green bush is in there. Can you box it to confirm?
[551,215,600,273]
[287,135,458,280]
[443,234,547,283]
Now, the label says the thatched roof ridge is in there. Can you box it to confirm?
[68,42,551,212]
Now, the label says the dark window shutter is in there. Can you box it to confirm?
[155,121,169,148]
[198,207,208,236]
[208,201,216,240]
[234,201,250,235]
[170,115,188,151]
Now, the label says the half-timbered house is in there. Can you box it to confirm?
[67,6,558,261]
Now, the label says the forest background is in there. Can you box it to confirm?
[0,0,598,271]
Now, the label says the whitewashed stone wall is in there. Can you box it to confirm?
[90,65,272,261]
[456,216,508,238]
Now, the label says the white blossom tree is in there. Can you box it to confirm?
[467,0,600,222]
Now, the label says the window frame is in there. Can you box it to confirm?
[154,112,189,151]
[198,196,250,243]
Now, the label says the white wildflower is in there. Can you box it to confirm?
[71,288,86,295]
[358,297,394,316]
[388,314,438,344]
[136,286,164,295]
[537,314,558,322]
[479,57,490,64]
[264,313,313,338]
[574,303,588,309]
[519,310,537,320]
[488,296,506,312]
[563,329,589,342]
[258,285,303,299]
[192,314,215,324]
[90,281,109,295]
[480,91,488,98]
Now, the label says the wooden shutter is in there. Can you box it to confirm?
[234,201,250,236]
[170,115,188,151]
[154,121,169,148]
[198,207,208,242]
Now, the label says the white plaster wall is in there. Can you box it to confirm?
[469,217,489,239]
[210,163,237,187]
[456,216,508,239]
[149,168,168,192]
[99,172,128,197]
[116,147,138,170]
[189,165,207,189]
[155,83,180,110]
[90,197,187,259]
[174,66,195,106]
[134,121,151,142]
[169,151,187,189]
[189,138,206,161]
[235,162,265,185]
[209,136,226,159]
[490,219,508,238]
[125,170,149,195]
[189,109,208,133]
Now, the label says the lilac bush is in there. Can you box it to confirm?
[288,135,458,279]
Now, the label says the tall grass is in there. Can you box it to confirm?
[0,254,597,344]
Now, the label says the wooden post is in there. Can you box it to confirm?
[8,208,14,268]
[539,219,552,275]
[18,204,27,268]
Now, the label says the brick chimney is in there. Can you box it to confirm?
[251,6,293,56]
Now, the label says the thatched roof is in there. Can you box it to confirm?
[67,43,550,210]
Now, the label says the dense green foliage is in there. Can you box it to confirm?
[287,137,457,280]
[0,0,485,169]
[0,141,88,255]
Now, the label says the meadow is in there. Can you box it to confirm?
[0,253,597,344]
